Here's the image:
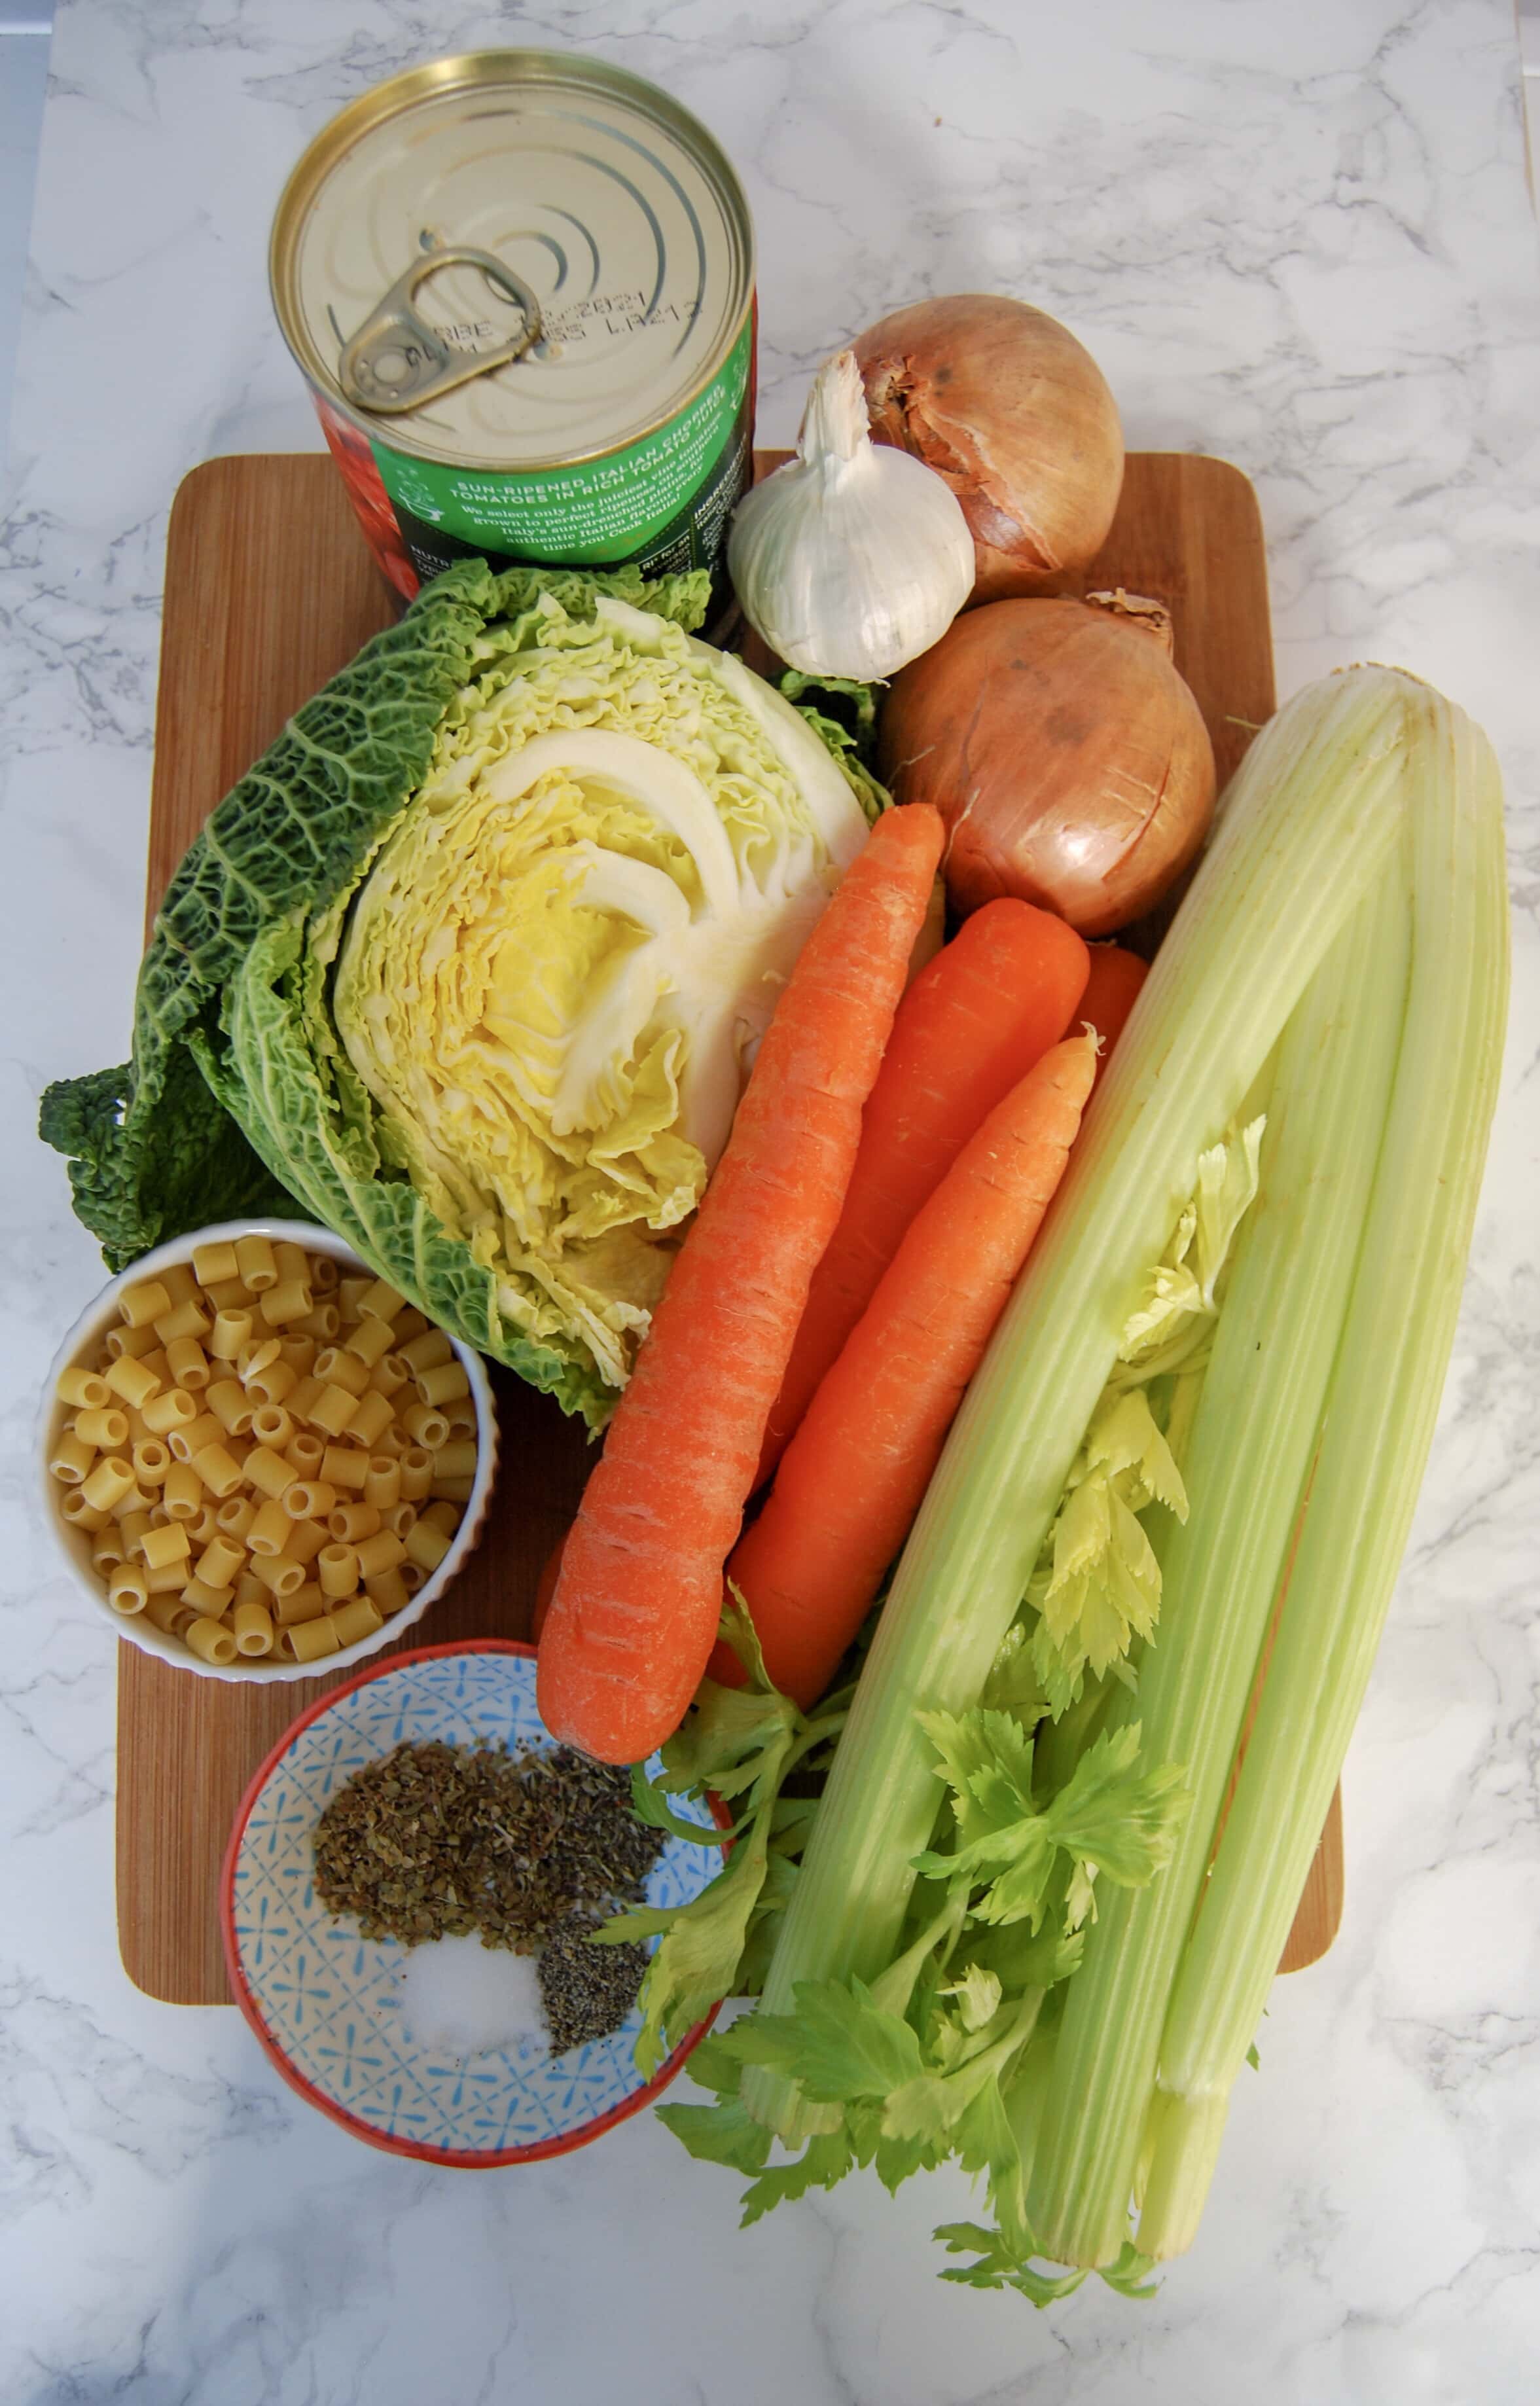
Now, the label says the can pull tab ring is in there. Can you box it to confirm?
[338,247,543,414]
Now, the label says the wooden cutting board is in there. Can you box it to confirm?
[118,448,1341,2003]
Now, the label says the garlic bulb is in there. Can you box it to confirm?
[728,349,975,680]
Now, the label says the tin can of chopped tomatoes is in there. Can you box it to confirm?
[270,51,757,613]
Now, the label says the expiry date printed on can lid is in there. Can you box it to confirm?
[278,57,754,472]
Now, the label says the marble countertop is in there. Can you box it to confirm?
[3,3,1538,2398]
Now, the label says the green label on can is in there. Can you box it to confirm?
[370,318,753,566]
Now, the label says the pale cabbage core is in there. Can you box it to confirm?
[332,594,870,1392]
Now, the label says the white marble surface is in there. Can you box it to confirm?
[3,0,1538,2396]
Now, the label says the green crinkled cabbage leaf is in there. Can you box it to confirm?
[40,557,876,1428]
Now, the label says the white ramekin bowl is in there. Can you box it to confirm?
[38,1219,498,1681]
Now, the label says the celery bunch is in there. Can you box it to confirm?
[634,668,1508,2297]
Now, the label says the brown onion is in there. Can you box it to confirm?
[878,592,1216,937]
[854,295,1124,604]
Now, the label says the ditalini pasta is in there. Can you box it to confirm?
[48,1242,476,1669]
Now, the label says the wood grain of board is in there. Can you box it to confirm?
[118,448,1341,2003]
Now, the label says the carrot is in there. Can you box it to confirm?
[717,1029,1098,1709]
[755,898,1089,1488]
[1080,943,1148,1080]
[536,804,946,1764]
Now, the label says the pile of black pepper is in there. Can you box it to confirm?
[312,1740,663,2055]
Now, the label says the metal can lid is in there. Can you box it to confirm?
[271,51,755,472]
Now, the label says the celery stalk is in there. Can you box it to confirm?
[1023,853,1413,2265]
[1135,685,1509,2260]
[743,670,1415,2144]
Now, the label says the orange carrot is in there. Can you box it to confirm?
[717,1030,1098,1710]
[755,898,1089,1488]
[536,804,946,1764]
[1080,943,1148,1081]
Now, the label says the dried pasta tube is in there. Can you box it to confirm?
[108,1563,149,1614]
[275,1241,310,1286]
[206,1380,253,1437]
[310,1387,360,1439]
[251,1553,304,1601]
[294,1304,341,1342]
[166,1337,210,1392]
[105,1355,161,1411]
[82,1456,135,1514]
[217,1494,257,1543]
[370,1354,410,1400]
[344,1313,395,1369]
[185,1616,238,1666]
[248,1499,296,1557]
[275,1581,326,1628]
[398,1329,452,1375]
[247,1357,297,1409]
[284,1481,336,1523]
[282,1518,329,1569]
[278,1337,317,1375]
[191,1441,245,1499]
[142,1386,196,1437]
[338,1278,372,1320]
[235,1234,278,1291]
[404,1519,452,1575]
[238,1337,281,1388]
[399,1563,425,1594]
[355,1278,405,1324]
[345,1390,393,1450]
[399,1447,433,1502]
[372,1424,407,1457]
[442,1397,476,1435]
[363,1457,401,1510]
[364,1567,409,1616]
[318,1544,359,1600]
[309,1253,340,1295]
[192,1238,240,1286]
[73,1406,128,1451]
[416,1361,470,1410]
[92,1526,128,1571]
[259,1278,312,1329]
[287,1431,325,1477]
[322,1446,370,1492]
[329,1501,382,1545]
[329,1596,383,1649]
[391,1307,429,1343]
[385,1502,418,1540]
[420,1500,461,1538]
[118,1511,153,1559]
[57,1366,111,1412]
[63,1489,111,1533]
[246,1446,297,1501]
[153,1299,211,1347]
[209,1310,253,1363]
[181,1576,234,1617]
[354,1530,406,1581]
[431,1443,478,1482]
[142,1522,191,1572]
[232,1599,275,1657]
[285,1375,324,1425]
[249,1405,294,1452]
[313,1347,369,1399]
[146,1558,192,1594]
[50,1429,96,1486]
[105,1321,160,1361]
[201,1277,251,1314]
[144,1591,195,1636]
[169,1413,223,1464]
[195,1534,246,1590]
[188,1503,221,1547]
[285,1615,341,1666]
[401,1403,450,1451]
[430,1477,475,1505]
[132,1439,171,1488]
[234,1569,268,1611]
[159,1262,199,1308]
[119,1276,172,1329]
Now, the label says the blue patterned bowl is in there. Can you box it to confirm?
[222,1642,723,2164]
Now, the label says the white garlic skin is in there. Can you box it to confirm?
[728,350,975,681]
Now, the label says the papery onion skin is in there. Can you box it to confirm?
[855,295,1125,605]
[877,595,1217,937]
